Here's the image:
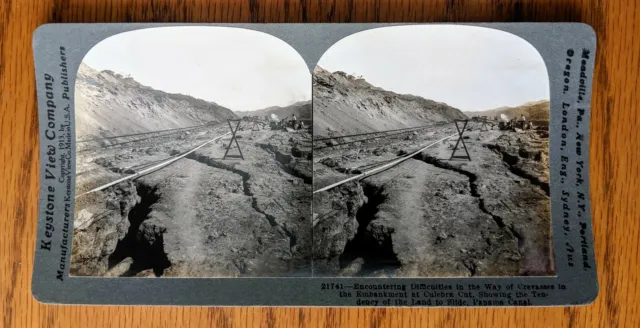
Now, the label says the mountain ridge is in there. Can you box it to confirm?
[235,100,312,121]
[465,100,550,121]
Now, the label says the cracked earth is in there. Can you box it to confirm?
[312,126,554,277]
[72,125,312,277]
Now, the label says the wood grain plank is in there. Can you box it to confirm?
[1,0,639,327]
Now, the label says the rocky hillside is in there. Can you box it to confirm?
[313,66,468,137]
[466,100,550,121]
[236,101,311,121]
[75,63,238,139]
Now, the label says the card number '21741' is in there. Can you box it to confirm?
[321,283,345,290]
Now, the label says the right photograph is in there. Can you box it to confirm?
[312,25,554,277]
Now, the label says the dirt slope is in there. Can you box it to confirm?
[75,63,238,139]
[312,66,468,137]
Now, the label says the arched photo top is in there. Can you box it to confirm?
[316,25,549,113]
[312,25,555,279]
[80,26,310,112]
[72,26,314,279]
[75,26,311,138]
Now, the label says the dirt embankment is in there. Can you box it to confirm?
[75,63,238,139]
[312,66,468,138]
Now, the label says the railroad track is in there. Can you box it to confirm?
[76,132,230,198]
[313,120,479,193]
[76,118,306,197]
[312,122,451,150]
[314,133,458,193]
[77,122,224,152]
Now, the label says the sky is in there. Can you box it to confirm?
[317,25,550,112]
[83,27,311,112]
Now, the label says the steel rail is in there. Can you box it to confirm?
[312,127,450,150]
[313,125,427,142]
[77,122,220,143]
[121,155,180,171]
[75,132,230,198]
[313,122,449,142]
[79,124,227,152]
[79,132,183,152]
[313,133,458,194]
[86,129,206,151]
[349,157,401,172]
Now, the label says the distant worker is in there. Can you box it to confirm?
[519,114,526,122]
[291,114,298,130]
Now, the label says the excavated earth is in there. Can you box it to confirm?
[312,66,467,137]
[73,123,312,277]
[312,124,554,277]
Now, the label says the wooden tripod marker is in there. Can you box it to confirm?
[222,119,245,160]
[450,120,471,161]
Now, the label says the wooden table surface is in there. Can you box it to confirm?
[1,0,639,327]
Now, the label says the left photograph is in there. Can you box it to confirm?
[72,27,313,277]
